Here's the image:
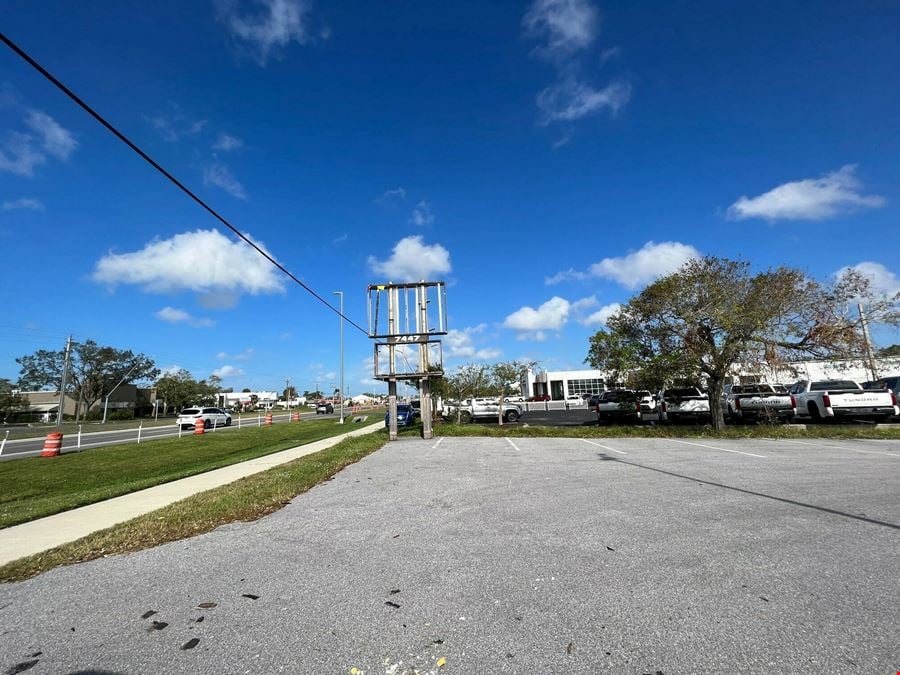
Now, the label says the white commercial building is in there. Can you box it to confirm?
[522,357,900,401]
[219,391,279,408]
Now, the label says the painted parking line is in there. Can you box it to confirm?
[580,438,627,455]
[768,437,900,458]
[432,437,445,449]
[667,438,766,458]
[505,437,522,452]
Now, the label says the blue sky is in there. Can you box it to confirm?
[2,0,899,395]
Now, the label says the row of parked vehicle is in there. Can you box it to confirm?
[588,377,900,424]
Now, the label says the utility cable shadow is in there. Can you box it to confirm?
[596,453,899,530]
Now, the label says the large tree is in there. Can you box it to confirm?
[443,363,488,423]
[0,378,28,422]
[586,257,899,429]
[491,360,537,425]
[155,370,221,412]
[17,340,159,420]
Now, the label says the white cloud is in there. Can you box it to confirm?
[368,235,451,282]
[213,133,243,151]
[537,77,631,124]
[333,233,348,244]
[570,295,598,312]
[213,364,245,378]
[218,0,311,66]
[0,132,45,177]
[25,110,78,159]
[504,296,570,341]
[198,290,240,310]
[546,241,699,289]
[155,306,215,328]
[582,302,621,326]
[409,200,435,226]
[444,324,502,360]
[2,197,44,211]
[146,112,207,142]
[93,229,285,297]
[216,348,255,361]
[375,187,407,205]
[589,241,699,289]
[835,262,900,300]
[727,165,885,222]
[523,0,629,129]
[160,364,184,377]
[523,0,598,59]
[204,162,247,199]
[545,267,589,285]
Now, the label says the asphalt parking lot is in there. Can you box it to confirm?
[1,436,898,673]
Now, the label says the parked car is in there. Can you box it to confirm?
[725,383,794,423]
[863,375,900,396]
[790,379,898,422]
[316,402,334,415]
[637,390,658,416]
[504,395,526,402]
[528,394,551,402]
[659,387,710,424]
[443,398,522,423]
[385,403,416,428]
[595,389,642,424]
[587,394,603,410]
[176,407,232,430]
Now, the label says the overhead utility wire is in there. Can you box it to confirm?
[0,32,368,336]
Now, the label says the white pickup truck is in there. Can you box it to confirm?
[790,379,898,422]
[725,383,794,423]
[660,387,710,424]
[442,398,522,423]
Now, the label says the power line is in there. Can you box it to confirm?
[0,31,368,336]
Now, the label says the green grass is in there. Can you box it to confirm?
[433,420,900,440]
[0,432,387,583]
[0,419,377,529]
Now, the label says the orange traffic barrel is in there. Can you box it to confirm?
[264,412,273,426]
[41,431,63,457]
[291,412,300,422]
[194,418,205,435]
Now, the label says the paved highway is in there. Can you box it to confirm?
[0,410,332,460]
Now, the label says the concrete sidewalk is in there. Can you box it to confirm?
[0,421,384,567]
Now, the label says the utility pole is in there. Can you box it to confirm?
[858,303,879,382]
[285,377,291,415]
[334,290,345,424]
[57,335,73,426]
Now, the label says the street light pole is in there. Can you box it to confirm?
[333,290,344,424]
[103,362,140,424]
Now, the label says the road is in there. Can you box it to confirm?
[0,410,334,460]
[0,435,897,673]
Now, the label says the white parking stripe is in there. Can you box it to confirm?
[505,437,521,452]
[668,438,766,458]
[432,437,445,449]
[767,437,900,458]
[580,439,627,455]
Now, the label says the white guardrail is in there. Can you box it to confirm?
[1,407,378,460]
